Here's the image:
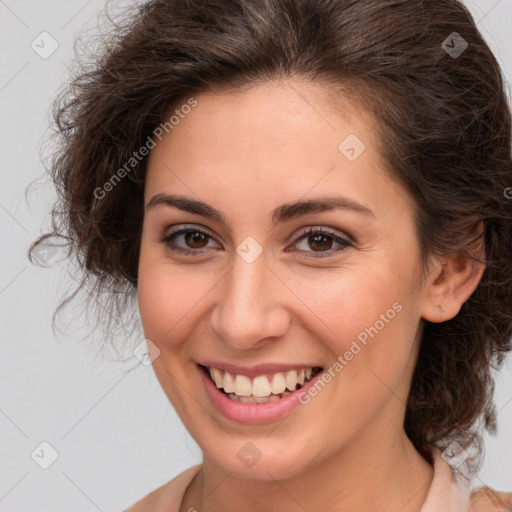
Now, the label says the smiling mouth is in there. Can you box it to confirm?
[199,364,323,404]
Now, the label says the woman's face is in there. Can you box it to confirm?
[138,80,430,480]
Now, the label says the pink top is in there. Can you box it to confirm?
[124,449,474,511]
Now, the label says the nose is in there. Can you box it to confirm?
[208,249,290,351]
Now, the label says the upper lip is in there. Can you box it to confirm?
[197,361,322,378]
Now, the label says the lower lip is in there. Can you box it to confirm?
[198,365,322,424]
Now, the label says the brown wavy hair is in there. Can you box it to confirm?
[29,0,512,472]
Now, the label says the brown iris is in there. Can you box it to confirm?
[185,231,209,249]
[308,234,333,252]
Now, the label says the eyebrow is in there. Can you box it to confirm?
[145,193,376,225]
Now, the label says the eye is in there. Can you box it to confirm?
[162,225,220,255]
[286,226,353,259]
[161,225,353,258]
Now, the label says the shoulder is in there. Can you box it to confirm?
[123,481,169,512]
[468,486,512,512]
[123,465,203,512]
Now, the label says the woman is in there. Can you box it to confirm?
[30,0,512,510]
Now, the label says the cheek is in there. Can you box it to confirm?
[291,266,403,350]
[137,251,215,350]
[294,267,416,395]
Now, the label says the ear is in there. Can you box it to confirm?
[421,222,486,323]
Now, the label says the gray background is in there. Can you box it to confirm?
[1,1,511,510]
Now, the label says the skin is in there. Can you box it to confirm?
[136,79,485,512]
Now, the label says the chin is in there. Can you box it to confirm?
[202,436,320,481]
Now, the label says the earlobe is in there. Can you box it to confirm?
[421,253,485,324]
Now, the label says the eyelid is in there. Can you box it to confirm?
[291,224,354,244]
[163,223,216,238]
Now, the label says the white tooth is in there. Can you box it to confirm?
[285,370,298,391]
[213,368,223,388]
[228,393,240,402]
[234,374,252,396]
[270,372,287,394]
[209,367,215,380]
[305,368,312,380]
[223,371,236,393]
[282,390,291,397]
[254,396,270,403]
[268,395,280,402]
[297,369,305,386]
[252,375,271,397]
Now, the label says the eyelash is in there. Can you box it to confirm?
[161,225,353,259]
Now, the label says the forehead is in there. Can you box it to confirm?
[147,81,376,172]
[143,80,408,226]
